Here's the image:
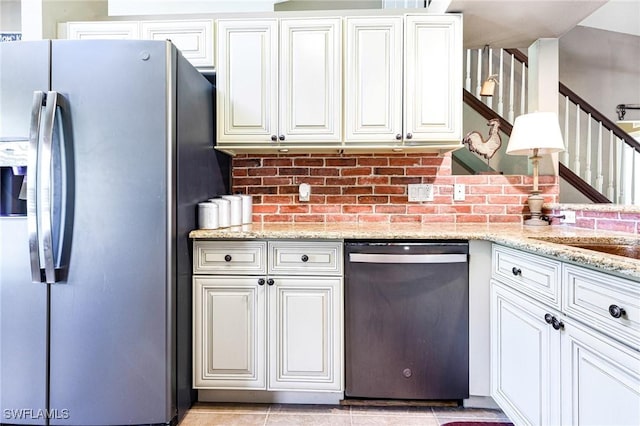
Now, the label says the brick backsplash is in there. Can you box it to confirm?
[232,153,559,224]
[550,208,640,234]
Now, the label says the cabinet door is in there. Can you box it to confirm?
[268,276,342,391]
[404,15,462,142]
[193,276,266,389]
[561,319,640,426]
[344,17,403,143]
[141,20,214,67]
[491,281,561,426]
[66,21,140,39]
[279,18,342,143]
[216,20,278,144]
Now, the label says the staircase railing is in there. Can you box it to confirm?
[464,47,640,205]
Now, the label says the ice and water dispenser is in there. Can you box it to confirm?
[0,139,28,216]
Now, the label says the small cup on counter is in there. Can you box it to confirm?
[221,194,243,226]
[197,202,219,229]
[208,198,231,228]
[238,194,253,224]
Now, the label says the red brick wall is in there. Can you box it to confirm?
[549,208,640,234]
[232,153,559,224]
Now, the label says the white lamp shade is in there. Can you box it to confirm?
[506,112,565,156]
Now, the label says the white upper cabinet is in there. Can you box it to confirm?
[344,17,403,143]
[344,14,462,150]
[279,18,342,144]
[141,20,214,68]
[404,14,462,143]
[216,17,342,148]
[216,19,279,144]
[64,21,141,40]
[63,20,214,68]
[215,12,462,154]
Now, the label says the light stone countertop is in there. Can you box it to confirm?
[545,203,640,214]
[190,222,640,280]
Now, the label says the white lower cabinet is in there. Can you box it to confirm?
[491,281,561,426]
[491,244,640,426]
[193,276,266,389]
[193,240,343,396]
[561,319,640,426]
[268,277,341,391]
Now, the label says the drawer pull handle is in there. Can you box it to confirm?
[301,254,309,262]
[512,267,522,276]
[544,314,564,330]
[551,317,564,331]
[609,304,626,319]
[544,313,553,324]
[224,255,232,262]
[267,278,275,286]
[258,278,265,286]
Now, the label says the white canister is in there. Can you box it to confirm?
[239,194,253,224]
[198,202,219,229]
[222,195,242,226]
[209,198,231,228]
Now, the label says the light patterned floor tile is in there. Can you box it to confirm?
[265,414,351,425]
[189,402,271,414]
[269,404,351,415]
[352,415,440,425]
[180,412,267,426]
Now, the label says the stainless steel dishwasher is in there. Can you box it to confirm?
[345,241,469,400]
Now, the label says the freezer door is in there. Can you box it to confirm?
[47,40,172,425]
[0,218,49,425]
[0,41,50,139]
[0,40,50,426]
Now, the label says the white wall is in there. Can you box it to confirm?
[559,26,640,123]
[0,0,21,31]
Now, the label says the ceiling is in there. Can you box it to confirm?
[436,0,610,48]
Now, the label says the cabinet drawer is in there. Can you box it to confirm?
[563,264,640,350]
[194,241,267,275]
[492,245,561,309]
[268,241,343,276]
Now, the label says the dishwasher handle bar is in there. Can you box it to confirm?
[348,253,467,264]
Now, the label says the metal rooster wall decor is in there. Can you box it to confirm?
[462,118,503,162]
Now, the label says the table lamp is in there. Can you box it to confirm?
[506,112,565,226]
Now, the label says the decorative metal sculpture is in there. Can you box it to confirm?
[462,118,502,161]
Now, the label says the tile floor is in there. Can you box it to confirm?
[180,403,512,425]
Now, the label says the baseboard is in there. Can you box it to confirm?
[198,389,344,405]
[463,395,501,409]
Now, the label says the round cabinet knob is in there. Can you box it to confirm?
[551,317,564,331]
[301,254,309,262]
[402,368,412,378]
[512,267,522,276]
[267,278,275,286]
[258,278,265,286]
[224,255,232,262]
[609,304,626,319]
[406,133,413,139]
[544,313,554,324]
[279,135,285,141]
[271,135,277,142]
[395,134,402,140]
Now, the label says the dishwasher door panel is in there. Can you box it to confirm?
[345,242,469,400]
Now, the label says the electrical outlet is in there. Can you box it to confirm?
[454,184,465,201]
[560,210,576,224]
[408,184,433,202]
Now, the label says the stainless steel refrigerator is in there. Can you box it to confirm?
[0,40,228,425]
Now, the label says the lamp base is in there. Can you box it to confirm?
[524,217,550,226]
[524,192,549,227]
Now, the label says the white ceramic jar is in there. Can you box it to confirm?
[197,202,219,229]
[209,198,231,228]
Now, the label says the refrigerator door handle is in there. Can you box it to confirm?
[27,91,45,283]
[39,91,61,284]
